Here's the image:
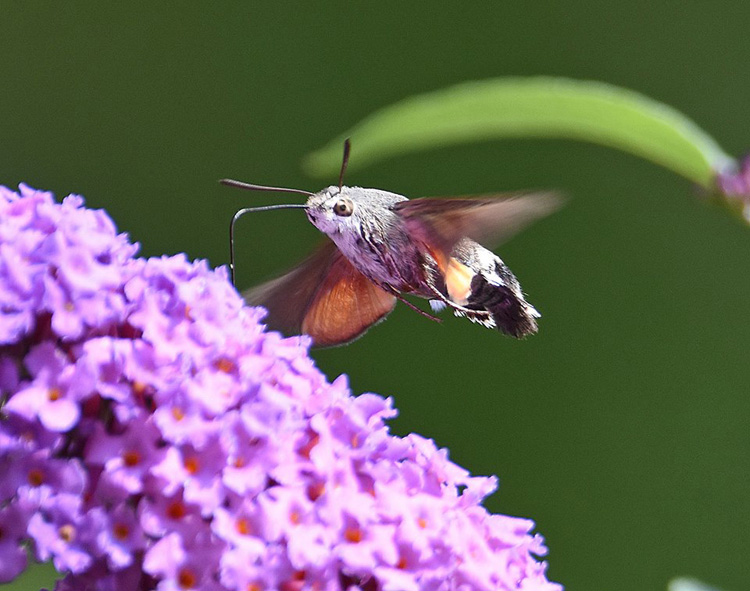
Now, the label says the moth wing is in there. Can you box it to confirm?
[301,259,397,348]
[394,192,562,256]
[243,241,339,337]
[244,241,396,347]
[396,193,560,335]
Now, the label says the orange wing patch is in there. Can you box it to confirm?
[302,258,396,347]
[444,258,474,306]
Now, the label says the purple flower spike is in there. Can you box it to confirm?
[0,184,560,590]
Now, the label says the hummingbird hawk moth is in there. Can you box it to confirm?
[222,141,561,347]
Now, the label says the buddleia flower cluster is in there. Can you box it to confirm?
[0,184,559,591]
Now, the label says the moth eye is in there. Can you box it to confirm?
[333,198,354,217]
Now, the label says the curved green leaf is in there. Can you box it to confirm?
[304,77,734,188]
[668,578,724,591]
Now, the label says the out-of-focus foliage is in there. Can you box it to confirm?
[305,77,734,188]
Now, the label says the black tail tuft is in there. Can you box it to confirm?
[467,274,538,338]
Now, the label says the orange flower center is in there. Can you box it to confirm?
[132,381,147,396]
[27,468,44,487]
[183,456,199,475]
[344,527,363,543]
[235,517,252,536]
[297,432,319,459]
[58,524,75,543]
[113,523,130,540]
[122,450,141,467]
[178,568,197,589]
[215,357,235,373]
[167,501,186,520]
[306,482,325,501]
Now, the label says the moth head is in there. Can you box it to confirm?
[305,186,369,237]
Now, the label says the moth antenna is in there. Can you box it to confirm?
[220,177,313,285]
[338,138,351,193]
[220,178,314,197]
[228,203,308,286]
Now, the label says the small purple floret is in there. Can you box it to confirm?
[0,184,559,590]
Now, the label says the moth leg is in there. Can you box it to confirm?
[383,285,442,323]
[425,283,492,320]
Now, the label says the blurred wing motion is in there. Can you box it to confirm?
[244,241,396,347]
[396,192,562,339]
[394,192,562,256]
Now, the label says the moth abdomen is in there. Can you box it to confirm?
[448,239,540,339]
[466,272,539,338]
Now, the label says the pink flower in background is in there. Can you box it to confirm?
[0,184,559,590]
[716,156,750,221]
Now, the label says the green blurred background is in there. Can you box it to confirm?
[3,3,749,590]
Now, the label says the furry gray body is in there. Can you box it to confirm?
[306,187,426,293]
